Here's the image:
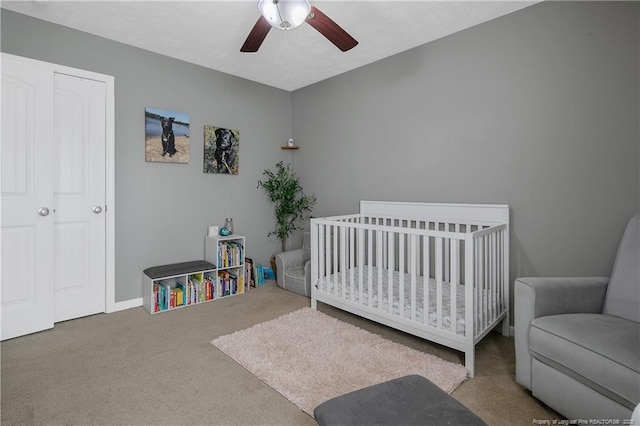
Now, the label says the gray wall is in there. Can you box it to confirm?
[1,10,294,303]
[2,2,639,311]
[292,1,639,303]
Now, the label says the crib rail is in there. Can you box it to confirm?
[310,214,508,342]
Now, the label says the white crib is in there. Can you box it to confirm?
[310,201,510,377]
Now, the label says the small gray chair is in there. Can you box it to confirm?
[275,232,311,297]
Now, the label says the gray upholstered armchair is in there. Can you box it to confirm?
[275,232,311,297]
[515,213,639,421]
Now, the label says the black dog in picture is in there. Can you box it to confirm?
[160,116,177,157]
[213,128,236,173]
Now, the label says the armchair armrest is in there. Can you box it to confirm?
[516,276,610,318]
[514,276,609,389]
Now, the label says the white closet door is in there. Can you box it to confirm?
[53,73,106,322]
[1,55,55,340]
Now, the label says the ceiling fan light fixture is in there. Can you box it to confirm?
[258,0,311,30]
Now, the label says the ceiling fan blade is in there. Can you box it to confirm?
[240,16,272,52]
[306,6,358,52]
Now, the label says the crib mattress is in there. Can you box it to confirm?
[316,266,467,335]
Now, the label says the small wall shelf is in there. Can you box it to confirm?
[280,145,300,150]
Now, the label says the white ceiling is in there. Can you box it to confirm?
[1,0,538,92]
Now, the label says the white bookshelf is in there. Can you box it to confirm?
[142,234,245,314]
[205,234,246,298]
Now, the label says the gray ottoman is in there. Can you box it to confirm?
[313,375,486,426]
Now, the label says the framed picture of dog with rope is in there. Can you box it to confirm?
[203,125,240,175]
[145,107,190,163]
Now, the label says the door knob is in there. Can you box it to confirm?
[37,207,50,217]
[92,206,103,214]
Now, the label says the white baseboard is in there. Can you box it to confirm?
[114,297,143,312]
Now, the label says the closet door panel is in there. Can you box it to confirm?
[1,54,55,340]
[53,73,106,322]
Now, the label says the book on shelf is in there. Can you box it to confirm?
[254,264,265,286]
[238,275,244,293]
[174,288,184,306]
[218,241,244,268]
[176,281,187,306]
[189,273,206,302]
[218,270,243,296]
[153,282,160,312]
[154,281,171,312]
[204,275,215,301]
[245,257,255,288]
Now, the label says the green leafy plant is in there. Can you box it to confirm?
[258,161,316,252]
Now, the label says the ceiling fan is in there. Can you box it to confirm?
[240,0,358,53]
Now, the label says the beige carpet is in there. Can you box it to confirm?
[2,282,560,425]
[212,307,468,416]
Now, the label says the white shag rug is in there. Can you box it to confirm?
[211,307,468,416]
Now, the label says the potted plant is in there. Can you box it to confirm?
[258,161,316,264]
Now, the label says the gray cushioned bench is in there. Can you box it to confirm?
[143,260,215,280]
[313,375,485,426]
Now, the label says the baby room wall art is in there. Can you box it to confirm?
[203,125,240,174]
[145,107,190,163]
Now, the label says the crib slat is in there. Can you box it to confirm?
[382,218,388,269]
[399,233,405,318]
[435,237,443,329]
[340,226,346,299]
[469,236,476,337]
[477,235,482,333]
[332,225,337,294]
[423,235,430,326]
[318,225,325,290]
[367,227,373,307]
[450,238,459,334]
[498,230,503,318]
[496,231,501,319]
[444,224,450,283]
[376,229,383,309]
[490,231,496,323]
[474,237,479,336]
[479,237,484,335]
[484,234,489,330]
[410,234,417,321]
[499,228,505,313]
[347,227,356,302]
[358,227,364,304]
[388,232,394,315]
[349,227,355,302]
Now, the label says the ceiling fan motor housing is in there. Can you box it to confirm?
[241,0,358,53]
[258,0,311,30]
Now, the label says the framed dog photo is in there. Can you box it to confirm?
[145,107,190,163]
[203,125,239,174]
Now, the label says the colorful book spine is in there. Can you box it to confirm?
[153,283,160,312]
[217,241,244,268]
[176,282,187,306]
[254,264,265,286]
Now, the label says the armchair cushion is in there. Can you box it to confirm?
[530,313,639,410]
